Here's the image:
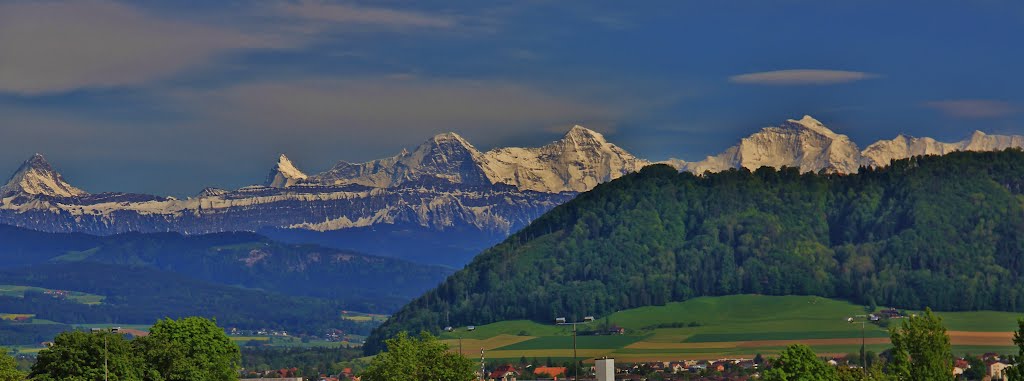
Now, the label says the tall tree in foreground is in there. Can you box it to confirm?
[362,331,475,381]
[887,308,952,381]
[135,317,240,381]
[0,349,24,381]
[761,344,838,381]
[1005,318,1024,381]
[29,331,145,381]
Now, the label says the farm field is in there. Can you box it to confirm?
[0,284,105,305]
[440,295,1023,361]
[341,311,388,323]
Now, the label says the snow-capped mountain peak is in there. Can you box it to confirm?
[784,115,838,137]
[196,187,228,197]
[480,125,649,192]
[685,115,862,174]
[960,129,1024,152]
[1,153,88,198]
[563,125,607,142]
[266,154,308,188]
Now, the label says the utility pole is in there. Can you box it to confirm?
[557,315,595,380]
[848,315,867,380]
[104,334,109,381]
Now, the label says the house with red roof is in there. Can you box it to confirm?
[488,364,518,381]
[533,366,567,379]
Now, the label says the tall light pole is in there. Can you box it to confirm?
[557,315,595,380]
[847,315,867,379]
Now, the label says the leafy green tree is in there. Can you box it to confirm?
[761,344,838,381]
[362,331,475,381]
[888,308,952,381]
[963,355,986,380]
[0,349,24,381]
[135,317,240,381]
[1006,319,1024,381]
[29,331,146,381]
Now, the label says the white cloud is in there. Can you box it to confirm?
[0,0,287,95]
[729,69,877,85]
[274,0,455,28]
[924,99,1019,118]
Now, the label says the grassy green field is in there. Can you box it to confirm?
[0,284,105,305]
[440,295,1024,361]
[341,311,389,323]
[73,323,152,331]
[497,335,644,350]
[52,247,99,262]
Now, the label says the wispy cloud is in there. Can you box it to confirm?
[729,69,877,86]
[0,0,288,95]
[0,0,461,95]
[166,76,630,152]
[924,99,1019,118]
[274,0,456,29]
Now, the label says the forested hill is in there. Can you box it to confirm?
[0,226,452,312]
[366,149,1024,353]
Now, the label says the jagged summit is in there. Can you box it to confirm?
[783,115,838,137]
[266,154,308,188]
[480,124,648,193]
[683,115,1024,175]
[1,153,87,198]
[196,187,228,197]
[685,115,861,174]
[562,125,607,142]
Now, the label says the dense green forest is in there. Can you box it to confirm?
[367,150,1024,353]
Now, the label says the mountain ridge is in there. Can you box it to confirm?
[4,118,1024,267]
[676,116,1024,174]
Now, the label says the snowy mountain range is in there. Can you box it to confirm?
[2,118,1023,264]
[676,115,1024,174]
[270,126,648,193]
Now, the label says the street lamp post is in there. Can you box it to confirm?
[847,315,868,379]
[556,316,595,380]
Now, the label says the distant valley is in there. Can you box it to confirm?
[0,225,452,343]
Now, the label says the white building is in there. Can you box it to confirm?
[596,358,614,381]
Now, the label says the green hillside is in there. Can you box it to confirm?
[436,295,1021,361]
[368,150,1024,353]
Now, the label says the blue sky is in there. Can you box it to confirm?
[1,0,1022,196]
